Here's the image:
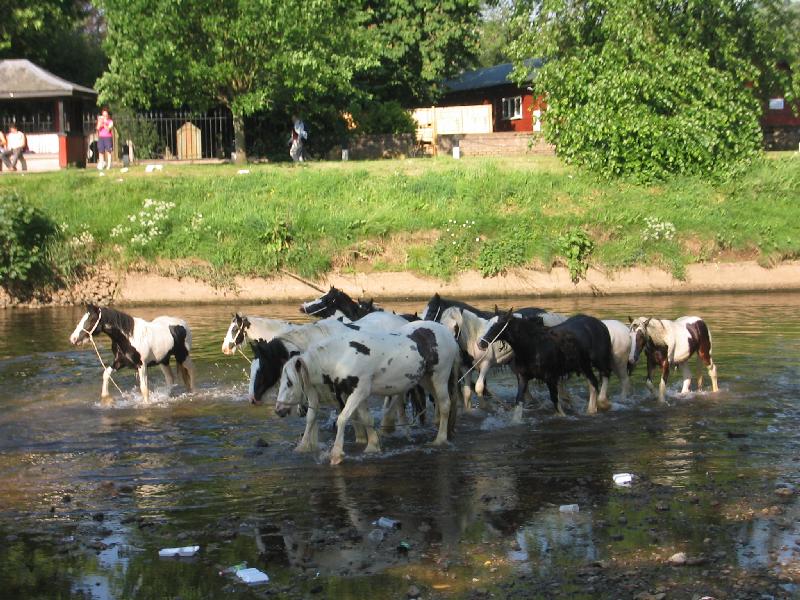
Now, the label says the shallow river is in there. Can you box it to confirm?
[1,293,799,599]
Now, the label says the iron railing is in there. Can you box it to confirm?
[83,108,233,160]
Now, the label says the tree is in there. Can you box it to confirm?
[0,1,106,87]
[97,0,378,163]
[509,0,800,179]
[474,1,524,68]
[357,0,482,105]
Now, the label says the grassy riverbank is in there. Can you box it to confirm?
[1,154,799,292]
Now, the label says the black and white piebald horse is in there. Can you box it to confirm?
[69,304,194,404]
[275,320,461,465]
[478,309,613,416]
[421,293,566,326]
[299,286,382,320]
[221,313,300,355]
[628,316,719,403]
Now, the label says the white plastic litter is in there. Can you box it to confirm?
[235,567,269,584]
[375,517,401,529]
[613,473,634,486]
[559,504,580,513]
[237,169,250,175]
[158,545,199,557]
[120,167,129,173]
[145,164,163,173]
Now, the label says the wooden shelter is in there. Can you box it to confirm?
[0,59,97,170]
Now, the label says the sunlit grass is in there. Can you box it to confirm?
[1,154,798,283]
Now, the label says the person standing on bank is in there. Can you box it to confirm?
[96,109,114,170]
[289,114,307,162]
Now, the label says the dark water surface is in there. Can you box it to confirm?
[1,293,799,599]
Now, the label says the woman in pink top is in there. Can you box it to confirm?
[96,109,114,170]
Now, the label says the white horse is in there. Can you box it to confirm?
[598,319,634,405]
[69,304,194,404]
[629,316,719,403]
[276,321,461,465]
[221,313,300,355]
[440,307,515,408]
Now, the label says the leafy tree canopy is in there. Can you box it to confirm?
[358,0,482,105]
[510,0,800,180]
[97,0,379,161]
[0,1,105,87]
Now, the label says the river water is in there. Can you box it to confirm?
[0,293,799,599]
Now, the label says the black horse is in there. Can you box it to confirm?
[478,309,613,415]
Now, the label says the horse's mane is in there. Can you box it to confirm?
[100,307,135,336]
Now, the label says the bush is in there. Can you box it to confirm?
[0,191,58,289]
[350,100,416,135]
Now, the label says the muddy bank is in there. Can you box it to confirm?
[106,260,800,304]
[3,260,800,307]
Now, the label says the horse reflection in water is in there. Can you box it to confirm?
[69,304,195,404]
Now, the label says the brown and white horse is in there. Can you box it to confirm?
[628,316,719,403]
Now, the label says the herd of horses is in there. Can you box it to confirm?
[69,288,719,465]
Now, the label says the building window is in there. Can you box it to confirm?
[769,98,785,110]
[501,96,522,120]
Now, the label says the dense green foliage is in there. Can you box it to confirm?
[358,0,482,104]
[0,191,58,290]
[97,0,377,162]
[0,1,105,87]
[1,156,797,289]
[510,0,800,179]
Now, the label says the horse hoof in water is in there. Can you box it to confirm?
[363,444,381,454]
[597,400,612,412]
[428,438,450,448]
[100,394,113,407]
[330,451,345,465]
[511,404,524,424]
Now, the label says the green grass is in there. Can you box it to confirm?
[1,154,798,286]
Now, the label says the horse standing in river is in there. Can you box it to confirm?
[69,304,194,404]
[478,309,613,416]
[628,316,719,403]
[421,293,566,326]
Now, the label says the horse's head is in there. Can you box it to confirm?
[421,293,442,321]
[300,286,350,319]
[440,307,464,340]
[276,356,308,417]
[69,304,102,345]
[222,313,250,355]
[356,298,380,318]
[627,317,650,366]
[248,339,290,405]
[477,308,513,350]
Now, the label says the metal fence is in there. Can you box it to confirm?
[0,111,55,134]
[83,108,233,160]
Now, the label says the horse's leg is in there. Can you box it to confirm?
[380,396,395,434]
[645,354,657,397]
[295,405,318,453]
[331,388,369,465]
[658,360,670,404]
[617,360,631,402]
[597,374,611,411]
[138,365,149,403]
[357,403,381,454]
[583,363,600,415]
[429,375,452,447]
[698,342,719,393]
[680,362,692,394]
[159,362,175,390]
[101,366,115,405]
[512,373,529,422]
[547,379,566,417]
[475,362,493,410]
[178,356,195,392]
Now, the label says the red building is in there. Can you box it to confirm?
[762,95,800,150]
[440,59,545,133]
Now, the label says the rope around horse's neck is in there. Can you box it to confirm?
[237,345,252,365]
[82,311,124,396]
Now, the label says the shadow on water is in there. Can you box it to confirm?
[0,293,799,598]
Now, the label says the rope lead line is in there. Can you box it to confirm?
[82,311,124,396]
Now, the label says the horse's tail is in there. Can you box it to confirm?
[447,352,462,440]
